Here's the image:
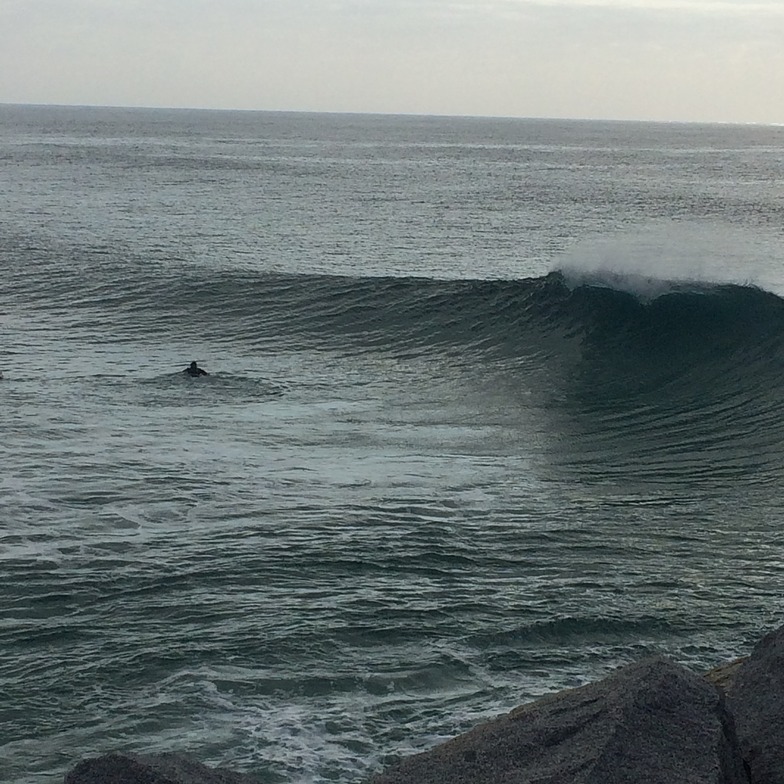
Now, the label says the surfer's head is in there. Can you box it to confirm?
[185,361,208,377]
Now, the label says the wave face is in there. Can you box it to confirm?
[9,258,784,486]
[12,255,784,356]
[545,272,784,483]
[217,268,784,485]
[15,259,784,376]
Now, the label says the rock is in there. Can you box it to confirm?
[64,752,261,784]
[705,658,747,693]
[728,626,784,784]
[370,656,749,784]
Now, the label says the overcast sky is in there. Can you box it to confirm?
[2,0,783,123]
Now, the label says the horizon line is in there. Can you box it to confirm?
[1,101,780,128]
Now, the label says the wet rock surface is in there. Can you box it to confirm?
[64,752,261,784]
[369,656,748,784]
[728,625,784,784]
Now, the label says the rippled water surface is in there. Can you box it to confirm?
[3,106,784,782]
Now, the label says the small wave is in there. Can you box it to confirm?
[474,614,676,648]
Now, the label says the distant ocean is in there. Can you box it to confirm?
[3,105,784,783]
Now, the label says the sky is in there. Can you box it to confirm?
[1,0,783,123]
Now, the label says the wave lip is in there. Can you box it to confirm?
[559,265,727,303]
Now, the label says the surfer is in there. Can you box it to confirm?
[184,361,209,377]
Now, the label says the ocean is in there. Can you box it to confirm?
[2,104,784,783]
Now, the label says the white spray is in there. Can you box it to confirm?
[554,220,784,301]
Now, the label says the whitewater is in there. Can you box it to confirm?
[2,105,784,783]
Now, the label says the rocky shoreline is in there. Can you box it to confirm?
[64,624,784,784]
